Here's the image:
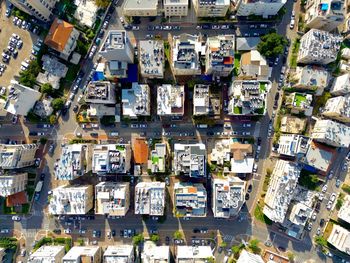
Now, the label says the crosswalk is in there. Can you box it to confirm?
[223,235,235,242]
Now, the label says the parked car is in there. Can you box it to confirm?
[12,216,21,221]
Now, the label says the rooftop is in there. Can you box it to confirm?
[0,143,38,169]
[280,116,307,134]
[286,92,313,111]
[193,85,210,115]
[288,202,313,226]
[148,143,167,173]
[85,81,116,104]
[331,73,350,95]
[302,141,334,173]
[206,35,235,72]
[177,246,214,262]
[312,119,350,147]
[338,195,350,224]
[174,143,206,177]
[103,245,134,263]
[237,249,264,263]
[100,30,127,52]
[240,50,270,79]
[172,34,201,71]
[122,83,150,117]
[45,18,75,52]
[157,84,185,116]
[28,246,65,263]
[133,138,149,164]
[141,241,170,263]
[74,0,98,28]
[277,134,310,157]
[323,95,350,121]
[235,37,260,51]
[124,0,158,10]
[328,224,350,255]
[0,172,27,197]
[63,246,101,262]
[135,182,165,216]
[139,40,164,78]
[292,66,330,88]
[42,55,68,78]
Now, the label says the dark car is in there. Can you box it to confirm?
[207,131,214,136]
[315,201,321,212]
[53,229,61,234]
[278,246,286,252]
[73,105,79,112]
[165,236,170,245]
[247,184,253,193]
[320,219,325,227]
[40,173,45,180]
[29,131,37,136]
[202,24,210,29]
[34,192,40,201]
[245,193,250,200]
[193,228,200,233]
[90,132,98,137]
[112,230,116,236]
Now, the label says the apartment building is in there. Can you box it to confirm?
[173,143,206,177]
[9,0,57,22]
[176,246,214,263]
[193,85,210,115]
[302,141,334,174]
[328,225,350,254]
[74,0,99,28]
[297,29,342,64]
[164,0,189,17]
[171,34,202,76]
[277,134,310,158]
[311,119,350,147]
[237,250,264,263]
[288,202,313,228]
[148,143,167,173]
[331,73,350,95]
[285,92,313,116]
[212,177,246,218]
[323,95,350,123]
[263,160,301,223]
[55,144,90,180]
[280,116,307,134]
[103,245,134,262]
[338,195,350,224]
[139,40,164,79]
[123,0,158,16]
[142,241,170,263]
[95,182,130,216]
[45,18,80,60]
[92,144,131,174]
[135,182,165,216]
[240,50,271,80]
[0,173,27,197]
[235,0,287,17]
[193,0,230,17]
[49,185,94,215]
[157,84,185,116]
[38,55,68,90]
[205,35,235,77]
[305,0,345,32]
[28,246,65,262]
[0,143,38,169]
[122,83,150,118]
[174,182,207,217]
[228,80,269,115]
[63,246,101,263]
[85,81,116,104]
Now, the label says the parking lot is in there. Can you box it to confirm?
[0,1,38,87]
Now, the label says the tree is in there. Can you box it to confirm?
[95,0,110,8]
[287,252,295,262]
[173,230,182,240]
[205,257,215,263]
[315,236,327,247]
[132,234,144,245]
[41,83,53,95]
[19,60,41,87]
[220,242,227,248]
[52,98,65,111]
[40,138,47,145]
[49,115,57,125]
[232,243,245,258]
[150,234,160,243]
[248,239,261,254]
[257,33,287,58]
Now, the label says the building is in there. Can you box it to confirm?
[0,173,27,197]
[133,138,149,165]
[0,248,4,262]
[55,144,90,180]
[37,55,68,90]
[142,241,170,263]
[49,185,94,215]
[123,0,158,16]
[157,85,185,116]
[290,66,330,95]
[237,249,264,263]
[240,50,271,80]
[228,80,269,115]
[193,85,210,116]
[92,144,131,174]
[9,0,57,22]
[28,246,65,262]
[85,81,116,104]
[305,0,345,32]
[288,202,313,227]
[262,251,290,263]
[171,34,202,76]
[0,143,38,169]
[164,0,188,17]
[311,119,350,147]
[45,18,80,59]
[205,35,235,77]
[173,143,206,177]
[122,83,150,118]
[235,0,287,17]
[323,95,350,123]
[301,141,334,174]
[285,92,313,116]
[212,177,246,218]
[74,0,99,28]
[95,182,130,216]
[174,182,207,217]
[63,246,101,263]
[331,73,350,96]
[103,245,135,263]
[297,29,342,65]
[148,143,167,173]
[280,116,307,134]
[236,37,260,52]
[33,97,53,118]
[3,82,41,116]
[193,0,230,17]
[328,224,350,255]
[263,160,301,223]
[139,40,164,79]
[276,134,310,158]
[135,182,165,216]
[176,246,214,263]
[338,195,350,224]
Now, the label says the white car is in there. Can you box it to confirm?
[322,184,328,193]
[64,228,72,234]
[91,123,99,128]
[326,201,332,210]
[311,213,317,221]
[12,215,21,221]
[77,95,83,103]
[330,193,336,202]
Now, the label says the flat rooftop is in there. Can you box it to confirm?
[139,40,164,78]
[157,84,184,116]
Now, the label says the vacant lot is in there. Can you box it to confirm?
[0,1,39,87]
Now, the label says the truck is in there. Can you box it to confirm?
[35,180,43,193]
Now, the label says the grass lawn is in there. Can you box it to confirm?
[259,83,267,92]
[65,64,80,83]
[294,93,306,107]
[152,156,159,164]
[342,184,350,194]
[254,203,272,225]
[234,106,242,114]
[290,39,300,69]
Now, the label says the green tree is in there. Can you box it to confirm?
[150,234,160,243]
[41,83,53,95]
[287,252,295,262]
[132,234,144,245]
[49,115,57,125]
[315,236,327,247]
[173,230,182,240]
[95,0,110,8]
[19,60,41,87]
[205,257,215,263]
[231,243,245,258]
[220,242,227,248]
[257,33,287,58]
[52,98,65,111]
[40,138,48,145]
[248,239,261,254]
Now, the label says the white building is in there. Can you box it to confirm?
[263,160,301,223]
[237,249,264,263]
[85,81,116,104]
[323,95,350,123]
[235,0,287,17]
[28,246,65,263]
[95,182,130,216]
[276,134,310,157]
[176,246,214,263]
[331,73,350,96]
[297,29,342,65]
[173,143,206,178]
[288,202,313,227]
[240,50,271,80]
[305,0,345,32]
[338,195,350,224]
[92,144,131,174]
[328,224,350,255]
[174,182,207,217]
[164,0,188,17]
[10,0,57,22]
[171,34,202,76]
[302,141,334,173]
[285,92,313,116]
[193,85,210,116]
[103,245,135,263]
[142,241,170,263]
[74,0,99,28]
[55,144,90,180]
[205,35,235,77]
[139,40,164,79]
[311,119,350,147]
[0,173,27,197]
[157,85,185,116]
[122,83,150,118]
[49,185,94,215]
[123,0,158,16]
[212,177,246,218]
[148,143,167,173]
[0,143,38,169]
[63,246,101,263]
[135,182,165,216]
[193,0,230,17]
[38,55,68,90]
